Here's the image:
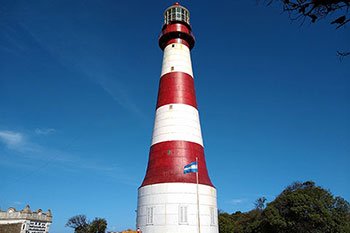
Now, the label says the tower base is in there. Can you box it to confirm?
[137,183,218,233]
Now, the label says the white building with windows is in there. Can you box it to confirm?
[0,205,52,233]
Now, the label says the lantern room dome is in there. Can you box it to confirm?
[163,3,190,26]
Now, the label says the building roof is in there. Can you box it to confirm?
[0,205,52,222]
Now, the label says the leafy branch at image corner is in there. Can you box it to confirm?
[260,0,350,59]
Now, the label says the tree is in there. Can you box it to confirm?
[219,209,263,233]
[66,215,108,233]
[219,181,350,233]
[218,211,235,233]
[254,197,267,211]
[260,181,350,233]
[66,215,89,233]
[265,0,350,28]
[89,218,107,233]
[262,0,350,58]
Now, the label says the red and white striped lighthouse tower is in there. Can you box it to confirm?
[137,3,218,233]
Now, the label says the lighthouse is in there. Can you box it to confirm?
[137,3,218,233]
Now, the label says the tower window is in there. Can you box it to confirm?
[171,66,174,71]
[146,207,154,225]
[179,205,188,224]
[210,207,216,225]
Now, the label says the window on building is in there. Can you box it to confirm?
[179,205,188,224]
[146,207,154,225]
[210,207,216,225]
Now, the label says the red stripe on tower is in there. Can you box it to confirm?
[156,72,197,108]
[141,141,213,187]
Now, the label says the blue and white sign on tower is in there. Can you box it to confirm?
[184,161,198,174]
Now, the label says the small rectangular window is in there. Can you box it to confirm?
[179,205,188,224]
[210,207,216,225]
[171,66,174,71]
[146,207,154,225]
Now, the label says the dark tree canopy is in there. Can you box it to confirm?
[89,218,108,233]
[262,0,350,58]
[219,181,350,233]
[218,211,236,233]
[266,0,350,28]
[261,181,350,232]
[65,215,89,233]
[66,215,108,233]
[254,197,267,211]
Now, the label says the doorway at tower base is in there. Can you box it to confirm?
[137,183,218,233]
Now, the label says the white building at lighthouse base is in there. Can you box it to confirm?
[137,183,218,233]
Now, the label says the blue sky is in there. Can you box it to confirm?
[0,0,349,232]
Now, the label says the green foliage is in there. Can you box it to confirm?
[65,215,89,233]
[89,218,107,233]
[261,181,350,233]
[218,209,262,233]
[219,181,350,233]
[218,211,235,233]
[66,215,108,233]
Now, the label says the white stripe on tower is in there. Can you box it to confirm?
[161,43,193,77]
[152,102,203,146]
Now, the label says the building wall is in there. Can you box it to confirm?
[137,183,218,233]
[0,207,52,233]
[0,223,22,233]
[0,220,50,233]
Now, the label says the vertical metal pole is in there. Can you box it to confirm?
[196,157,201,233]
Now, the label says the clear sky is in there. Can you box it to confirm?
[0,1,349,232]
